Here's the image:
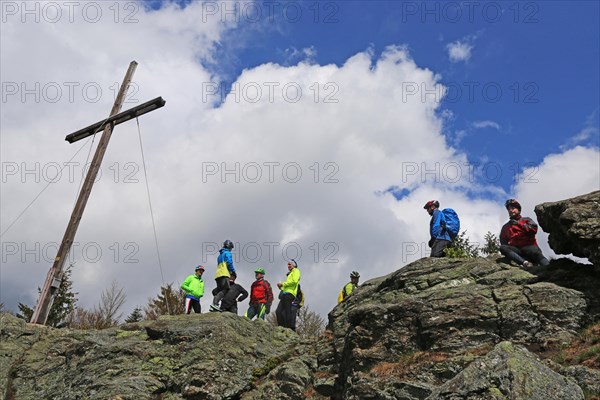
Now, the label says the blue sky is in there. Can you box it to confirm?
[205,0,599,192]
[1,1,599,318]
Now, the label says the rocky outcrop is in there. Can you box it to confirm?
[2,255,599,399]
[317,256,600,399]
[535,190,600,266]
[1,312,307,399]
[3,192,600,399]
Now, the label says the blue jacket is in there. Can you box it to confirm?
[430,209,451,241]
[216,248,236,278]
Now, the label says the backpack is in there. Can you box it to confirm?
[337,290,344,304]
[441,208,460,239]
[293,285,304,308]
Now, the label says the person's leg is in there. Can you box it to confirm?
[290,305,298,331]
[275,300,285,326]
[430,239,451,257]
[258,303,268,320]
[246,304,255,319]
[212,277,230,307]
[192,300,201,314]
[184,297,192,314]
[521,245,550,267]
[500,245,527,265]
[281,293,295,329]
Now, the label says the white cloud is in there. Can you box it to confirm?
[0,5,459,318]
[513,146,600,261]
[560,111,599,150]
[472,120,501,130]
[283,46,318,64]
[1,3,597,321]
[446,40,473,63]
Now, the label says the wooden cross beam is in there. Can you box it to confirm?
[31,61,166,325]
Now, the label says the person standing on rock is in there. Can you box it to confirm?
[338,271,360,303]
[246,267,274,320]
[500,199,550,268]
[211,240,236,312]
[276,259,301,330]
[424,200,452,257]
[219,273,248,314]
[181,265,205,314]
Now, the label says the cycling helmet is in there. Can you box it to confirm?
[195,265,205,271]
[254,267,266,274]
[423,200,440,209]
[223,240,234,250]
[350,271,360,278]
[505,199,521,211]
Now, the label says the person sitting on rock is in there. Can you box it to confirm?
[181,265,205,314]
[246,267,274,320]
[500,199,550,268]
[219,273,248,315]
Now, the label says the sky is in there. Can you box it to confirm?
[1,0,599,321]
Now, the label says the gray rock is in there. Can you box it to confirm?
[427,341,584,400]
[319,257,595,399]
[535,190,600,266]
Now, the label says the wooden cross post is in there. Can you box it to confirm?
[31,61,166,325]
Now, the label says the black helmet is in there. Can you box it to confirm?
[223,240,234,250]
[350,271,360,278]
[504,199,521,211]
[423,200,439,209]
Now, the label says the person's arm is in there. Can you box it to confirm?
[237,285,249,302]
[265,281,274,305]
[198,279,205,298]
[181,276,192,293]
[431,210,444,238]
[499,224,509,246]
[225,251,236,274]
[520,217,538,235]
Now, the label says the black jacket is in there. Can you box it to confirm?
[220,283,248,310]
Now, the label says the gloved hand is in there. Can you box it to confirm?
[428,238,434,248]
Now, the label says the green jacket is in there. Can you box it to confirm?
[281,268,301,297]
[181,274,205,299]
[342,282,357,299]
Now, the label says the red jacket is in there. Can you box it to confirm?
[500,215,538,247]
[250,279,274,305]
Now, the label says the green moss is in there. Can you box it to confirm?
[116,330,142,339]
[488,386,505,397]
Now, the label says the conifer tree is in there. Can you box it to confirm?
[144,283,184,319]
[17,264,78,326]
[125,306,144,323]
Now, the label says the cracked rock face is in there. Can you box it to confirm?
[318,257,594,399]
[535,190,600,266]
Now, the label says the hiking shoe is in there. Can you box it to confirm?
[522,261,534,269]
[210,304,221,312]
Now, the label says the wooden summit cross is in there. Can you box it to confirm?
[31,61,166,325]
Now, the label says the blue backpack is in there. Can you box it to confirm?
[441,208,460,239]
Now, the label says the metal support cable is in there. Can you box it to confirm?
[135,117,169,315]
